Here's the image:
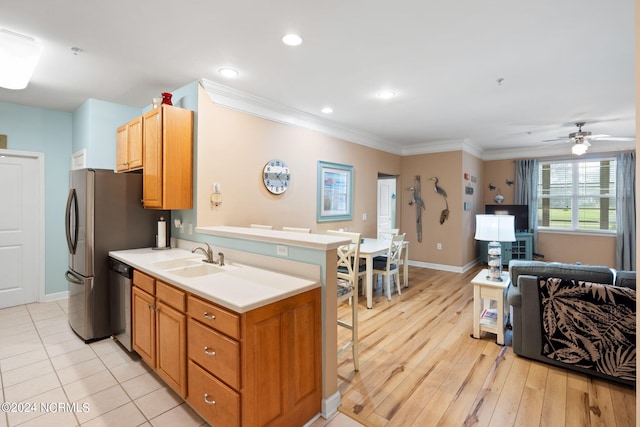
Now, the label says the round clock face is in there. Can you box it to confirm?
[263,159,290,194]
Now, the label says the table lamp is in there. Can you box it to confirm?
[474,214,516,281]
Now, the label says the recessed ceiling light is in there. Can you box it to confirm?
[321,107,333,114]
[377,90,396,99]
[282,34,303,46]
[218,68,239,78]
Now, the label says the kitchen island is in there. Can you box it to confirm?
[110,247,322,427]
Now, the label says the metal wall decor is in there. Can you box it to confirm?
[429,177,449,224]
[407,176,425,242]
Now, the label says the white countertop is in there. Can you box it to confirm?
[196,225,350,250]
[109,247,319,313]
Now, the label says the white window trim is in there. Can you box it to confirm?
[538,156,616,234]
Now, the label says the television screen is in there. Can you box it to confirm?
[485,204,529,232]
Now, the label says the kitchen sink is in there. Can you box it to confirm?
[152,258,202,270]
[169,263,225,277]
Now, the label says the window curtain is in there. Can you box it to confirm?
[515,159,539,252]
[616,152,635,270]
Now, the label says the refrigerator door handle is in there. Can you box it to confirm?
[65,270,84,285]
[65,188,78,255]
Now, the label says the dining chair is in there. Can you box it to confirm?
[373,233,405,300]
[377,228,399,240]
[327,230,361,371]
[250,224,273,230]
[282,227,311,233]
[375,228,403,283]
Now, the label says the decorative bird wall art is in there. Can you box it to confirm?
[429,177,449,224]
[408,176,425,242]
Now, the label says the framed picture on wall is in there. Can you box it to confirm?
[317,161,353,222]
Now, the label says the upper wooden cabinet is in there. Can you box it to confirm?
[142,105,194,210]
[115,104,193,209]
[116,116,143,172]
[142,104,193,209]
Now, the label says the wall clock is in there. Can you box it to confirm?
[263,159,290,194]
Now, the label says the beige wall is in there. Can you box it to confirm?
[196,87,402,236]
[400,151,483,268]
[482,159,516,205]
[537,232,615,266]
[462,151,485,266]
[195,87,622,269]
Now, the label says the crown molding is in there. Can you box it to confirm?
[200,79,404,155]
[400,138,484,159]
[199,79,634,161]
[481,140,635,161]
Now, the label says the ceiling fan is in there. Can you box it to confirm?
[543,122,635,155]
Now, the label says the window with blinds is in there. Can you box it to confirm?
[537,158,616,232]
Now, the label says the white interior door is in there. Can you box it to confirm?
[0,152,42,308]
[377,177,396,236]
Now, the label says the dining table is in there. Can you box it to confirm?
[358,237,409,308]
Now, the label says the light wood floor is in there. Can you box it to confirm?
[336,266,636,427]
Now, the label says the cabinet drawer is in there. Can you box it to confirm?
[188,319,240,390]
[133,270,155,294]
[188,360,239,427]
[156,280,185,312]
[188,296,240,339]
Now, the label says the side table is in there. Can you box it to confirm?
[471,268,510,345]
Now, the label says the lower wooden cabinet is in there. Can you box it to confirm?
[186,288,321,427]
[132,268,321,427]
[188,360,240,427]
[132,271,187,397]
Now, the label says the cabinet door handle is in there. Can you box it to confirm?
[204,394,216,405]
[204,347,216,357]
[147,303,153,310]
[203,312,216,320]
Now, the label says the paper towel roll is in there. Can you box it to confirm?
[157,218,166,248]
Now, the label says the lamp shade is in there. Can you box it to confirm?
[0,29,42,90]
[474,214,516,242]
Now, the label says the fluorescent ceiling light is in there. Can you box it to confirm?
[282,34,303,46]
[0,28,42,90]
[377,90,396,99]
[321,107,333,114]
[218,68,239,78]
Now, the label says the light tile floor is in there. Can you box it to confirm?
[0,300,360,427]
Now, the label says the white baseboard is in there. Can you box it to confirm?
[322,391,341,419]
[42,290,69,303]
[406,259,480,274]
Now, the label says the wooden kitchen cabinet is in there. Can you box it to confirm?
[132,270,187,397]
[187,288,322,427]
[142,104,193,210]
[115,116,143,172]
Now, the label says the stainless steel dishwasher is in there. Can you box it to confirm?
[109,257,133,351]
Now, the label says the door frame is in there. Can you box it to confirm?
[377,174,398,234]
[1,149,45,304]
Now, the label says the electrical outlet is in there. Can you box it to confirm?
[187,222,193,235]
[277,245,289,257]
[436,243,442,250]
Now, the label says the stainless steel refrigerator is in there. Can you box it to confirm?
[65,168,167,342]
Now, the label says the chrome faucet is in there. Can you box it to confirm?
[192,243,225,266]
[192,243,214,263]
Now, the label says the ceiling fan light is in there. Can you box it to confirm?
[572,142,588,155]
[0,29,42,90]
